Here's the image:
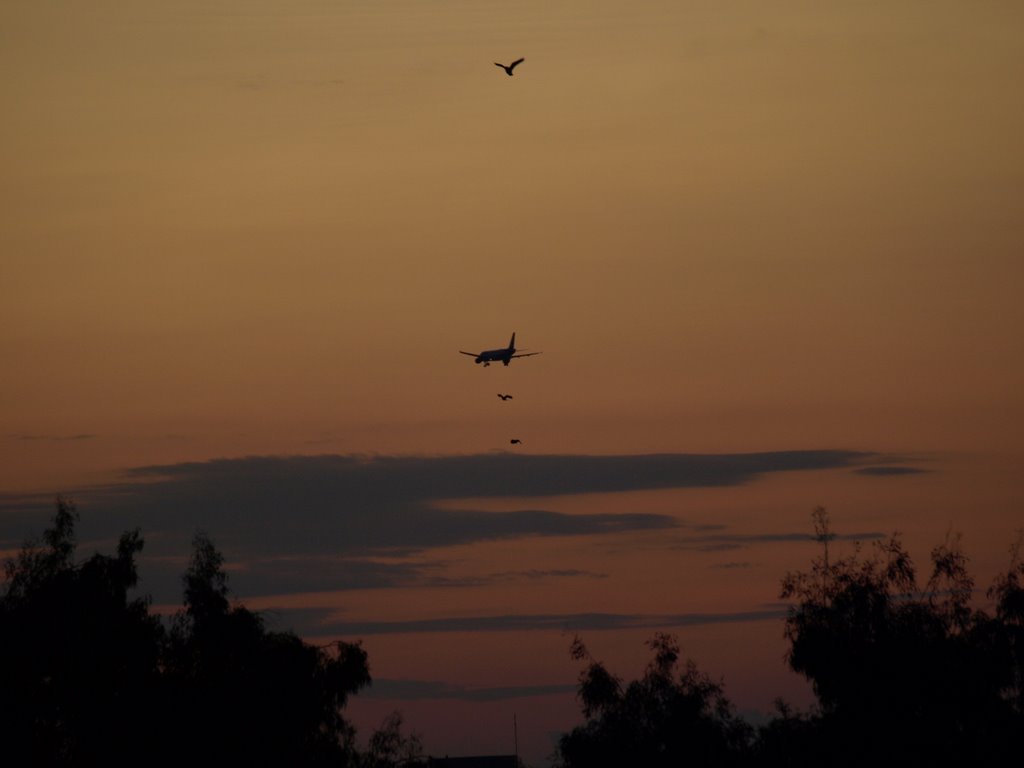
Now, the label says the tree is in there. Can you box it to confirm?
[162,531,372,766]
[361,710,426,768]
[1,501,374,767]
[986,532,1024,716]
[750,699,828,768]
[556,633,751,768]
[0,498,164,765]
[779,508,1024,766]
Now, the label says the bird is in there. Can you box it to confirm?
[497,393,513,401]
[494,58,524,76]
[510,438,522,445]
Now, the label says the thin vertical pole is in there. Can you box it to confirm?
[514,712,519,766]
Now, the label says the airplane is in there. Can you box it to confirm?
[459,332,541,367]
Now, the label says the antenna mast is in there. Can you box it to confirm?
[514,712,519,766]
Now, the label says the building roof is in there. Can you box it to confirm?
[427,756,519,768]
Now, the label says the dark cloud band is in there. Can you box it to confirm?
[281,607,790,637]
[362,679,577,702]
[0,449,893,605]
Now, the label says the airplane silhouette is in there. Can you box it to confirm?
[495,58,525,76]
[497,394,513,401]
[510,439,522,445]
[459,333,541,367]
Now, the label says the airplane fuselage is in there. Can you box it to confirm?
[474,348,514,366]
[459,332,540,367]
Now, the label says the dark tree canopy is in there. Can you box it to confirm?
[360,710,426,768]
[161,530,371,766]
[775,508,1024,767]
[558,509,1024,768]
[0,498,163,765]
[557,633,751,768]
[0,499,371,768]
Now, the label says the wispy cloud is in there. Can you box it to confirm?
[2,450,878,550]
[480,569,609,583]
[0,450,895,604]
[9,433,96,442]
[289,607,790,636]
[710,561,755,570]
[118,450,877,500]
[853,465,930,476]
[363,679,577,702]
[138,558,611,603]
[674,530,885,552]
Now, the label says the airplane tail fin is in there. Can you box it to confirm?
[509,332,516,350]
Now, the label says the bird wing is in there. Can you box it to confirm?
[459,350,480,356]
[494,62,506,69]
[509,57,525,70]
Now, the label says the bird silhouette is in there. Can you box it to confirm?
[497,393,513,401]
[510,438,522,445]
[494,58,524,76]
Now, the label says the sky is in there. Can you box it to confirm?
[2,1,1023,763]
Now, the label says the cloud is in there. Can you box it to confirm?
[853,465,930,476]
[0,450,885,604]
[138,554,450,604]
[3,450,876,551]
[675,530,885,552]
[285,607,790,637]
[138,558,611,604]
[362,679,576,702]
[9,433,96,442]
[479,569,609,583]
[118,449,875,501]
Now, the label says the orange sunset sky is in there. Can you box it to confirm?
[2,1,1023,763]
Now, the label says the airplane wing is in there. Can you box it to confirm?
[459,351,480,356]
[511,352,541,358]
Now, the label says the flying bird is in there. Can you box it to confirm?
[494,58,525,76]
[510,438,522,445]
[497,394,513,401]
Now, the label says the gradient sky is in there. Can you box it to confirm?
[2,1,1023,763]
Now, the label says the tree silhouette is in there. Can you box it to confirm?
[557,511,1024,767]
[0,498,164,765]
[778,508,1024,766]
[161,530,371,766]
[986,533,1024,716]
[361,710,426,767]
[750,698,830,768]
[0,499,372,767]
[556,633,751,768]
